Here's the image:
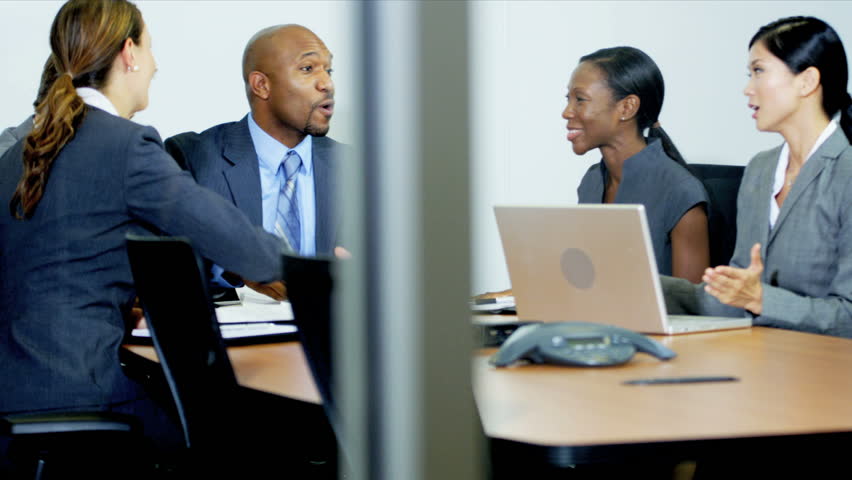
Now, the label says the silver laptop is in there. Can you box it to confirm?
[493,204,751,335]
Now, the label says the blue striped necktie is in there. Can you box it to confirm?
[274,150,302,253]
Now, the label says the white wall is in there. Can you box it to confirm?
[470,1,852,293]
[1,1,851,294]
[0,0,356,143]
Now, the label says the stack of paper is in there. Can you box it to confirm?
[215,287,294,323]
[470,296,516,314]
[131,286,297,341]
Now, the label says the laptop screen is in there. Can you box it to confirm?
[493,204,672,333]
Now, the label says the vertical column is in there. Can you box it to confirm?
[338,1,483,479]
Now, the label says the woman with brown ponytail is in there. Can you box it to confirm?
[0,0,286,460]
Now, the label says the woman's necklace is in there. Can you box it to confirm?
[786,161,801,187]
[786,174,797,187]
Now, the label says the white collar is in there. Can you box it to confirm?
[76,87,120,117]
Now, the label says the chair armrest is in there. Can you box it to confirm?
[0,412,140,435]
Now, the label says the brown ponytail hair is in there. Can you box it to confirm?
[10,0,143,219]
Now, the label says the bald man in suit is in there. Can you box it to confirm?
[166,25,345,299]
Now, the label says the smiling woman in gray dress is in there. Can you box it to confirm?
[476,47,710,301]
[566,46,710,283]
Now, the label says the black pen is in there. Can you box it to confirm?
[623,376,739,385]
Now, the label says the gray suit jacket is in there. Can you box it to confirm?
[662,128,852,338]
[0,108,285,413]
[164,116,342,256]
[0,115,34,158]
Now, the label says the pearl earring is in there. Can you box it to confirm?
[127,65,139,73]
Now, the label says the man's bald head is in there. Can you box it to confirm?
[241,24,335,147]
[242,24,322,100]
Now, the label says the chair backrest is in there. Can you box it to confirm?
[281,254,344,451]
[125,235,237,450]
[163,131,200,170]
[690,164,745,267]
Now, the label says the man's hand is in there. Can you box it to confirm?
[244,279,288,301]
[127,296,146,329]
[241,246,349,302]
[703,243,764,314]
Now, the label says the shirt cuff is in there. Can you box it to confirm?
[211,264,244,289]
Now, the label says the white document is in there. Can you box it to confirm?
[132,322,297,339]
[214,287,294,324]
[130,287,296,340]
[470,296,516,313]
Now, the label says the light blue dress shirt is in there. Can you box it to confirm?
[247,113,316,256]
[210,115,318,288]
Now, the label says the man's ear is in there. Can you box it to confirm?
[617,94,641,122]
[798,66,821,98]
[248,71,270,100]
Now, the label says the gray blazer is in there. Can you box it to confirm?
[0,108,285,414]
[164,116,343,256]
[662,127,852,338]
[0,116,34,158]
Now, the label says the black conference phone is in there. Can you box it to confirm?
[490,321,676,367]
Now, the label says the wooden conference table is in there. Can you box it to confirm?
[125,318,852,466]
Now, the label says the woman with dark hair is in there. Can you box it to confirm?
[566,46,710,283]
[663,16,852,339]
[474,46,708,301]
[0,0,285,458]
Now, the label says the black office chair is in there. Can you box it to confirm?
[0,411,143,480]
[126,235,236,452]
[282,254,347,474]
[690,164,745,267]
[126,235,337,477]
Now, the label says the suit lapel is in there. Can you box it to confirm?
[221,117,263,227]
[738,148,776,262]
[313,136,336,253]
[768,129,846,246]
[752,164,774,279]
